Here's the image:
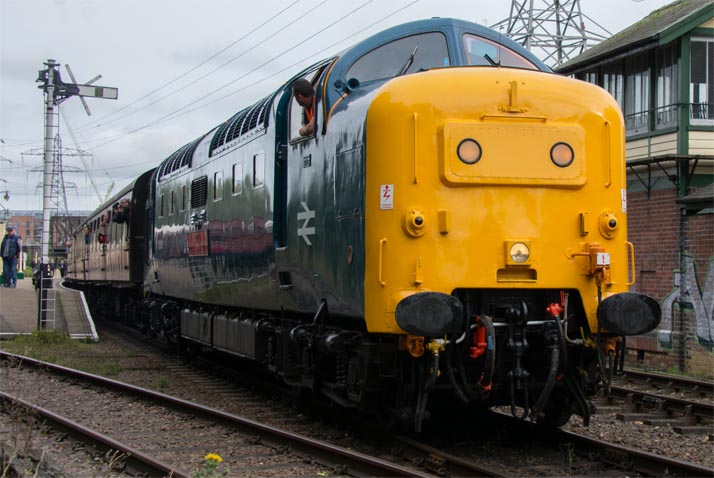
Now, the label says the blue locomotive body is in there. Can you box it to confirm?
[67,18,659,431]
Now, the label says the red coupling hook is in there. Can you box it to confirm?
[546,303,564,318]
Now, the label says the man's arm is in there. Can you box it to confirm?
[299,115,315,136]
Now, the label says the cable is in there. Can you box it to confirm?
[74,0,305,133]
[86,0,420,152]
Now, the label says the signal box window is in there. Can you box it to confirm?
[346,32,449,84]
[691,38,714,123]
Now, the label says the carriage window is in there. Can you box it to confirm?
[462,34,537,70]
[213,171,223,201]
[346,32,449,83]
[253,152,265,188]
[232,161,243,195]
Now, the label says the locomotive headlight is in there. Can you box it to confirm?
[506,241,531,265]
[457,138,482,164]
[550,142,574,167]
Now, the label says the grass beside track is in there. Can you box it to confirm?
[0,330,125,376]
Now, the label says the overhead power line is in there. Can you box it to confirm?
[87,0,425,152]
[74,0,305,134]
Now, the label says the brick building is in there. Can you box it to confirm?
[2,211,89,262]
[558,0,713,377]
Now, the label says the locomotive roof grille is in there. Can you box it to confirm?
[209,93,274,157]
[157,135,204,182]
[224,109,250,145]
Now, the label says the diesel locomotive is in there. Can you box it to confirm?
[66,18,661,431]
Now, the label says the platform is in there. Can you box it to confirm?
[0,275,98,341]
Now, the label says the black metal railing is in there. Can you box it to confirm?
[624,103,714,135]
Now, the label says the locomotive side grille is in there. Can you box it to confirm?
[191,176,208,209]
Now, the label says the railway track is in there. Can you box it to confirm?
[599,370,714,435]
[5,321,712,477]
[618,369,714,399]
[0,352,433,477]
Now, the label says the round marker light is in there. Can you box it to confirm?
[457,139,482,164]
[550,142,574,167]
[509,242,530,263]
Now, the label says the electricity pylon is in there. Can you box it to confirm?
[491,0,612,67]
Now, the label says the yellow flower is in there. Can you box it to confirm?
[204,453,223,463]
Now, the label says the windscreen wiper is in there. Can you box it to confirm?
[484,53,500,66]
[397,46,419,76]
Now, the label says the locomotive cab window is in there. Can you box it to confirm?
[289,78,318,141]
[462,34,537,70]
[345,32,449,84]
[289,66,328,141]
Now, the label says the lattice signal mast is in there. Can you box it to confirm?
[490,0,612,67]
[35,59,117,330]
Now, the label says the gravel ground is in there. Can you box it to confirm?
[563,411,714,468]
[2,327,713,476]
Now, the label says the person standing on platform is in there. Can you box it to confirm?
[1,227,22,288]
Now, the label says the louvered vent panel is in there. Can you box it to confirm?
[191,176,208,209]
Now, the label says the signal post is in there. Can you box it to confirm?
[35,59,117,329]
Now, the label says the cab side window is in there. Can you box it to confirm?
[289,66,328,141]
[345,32,449,84]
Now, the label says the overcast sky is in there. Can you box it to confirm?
[0,0,673,213]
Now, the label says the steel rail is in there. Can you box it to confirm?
[556,428,714,477]
[609,384,714,418]
[0,391,188,478]
[619,369,714,397]
[0,351,433,477]
[489,410,714,477]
